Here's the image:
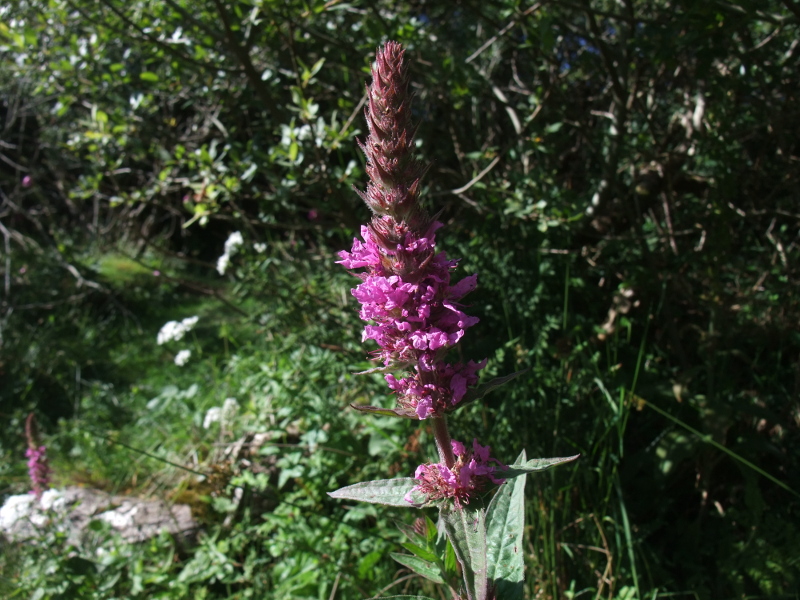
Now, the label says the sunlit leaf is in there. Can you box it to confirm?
[486,450,526,600]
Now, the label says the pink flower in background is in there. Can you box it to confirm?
[24,414,50,500]
[25,446,50,500]
[22,175,32,188]
[338,42,485,420]
[406,439,504,507]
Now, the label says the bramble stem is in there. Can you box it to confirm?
[432,416,455,468]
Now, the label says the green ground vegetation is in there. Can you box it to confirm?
[1,1,799,598]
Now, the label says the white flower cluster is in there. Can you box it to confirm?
[157,316,199,345]
[0,489,66,531]
[217,231,244,275]
[203,397,239,429]
[174,349,191,366]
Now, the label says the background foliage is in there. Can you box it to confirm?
[1,0,799,598]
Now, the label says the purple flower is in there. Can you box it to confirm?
[25,446,50,500]
[22,175,32,188]
[385,359,486,419]
[338,42,485,419]
[406,439,504,507]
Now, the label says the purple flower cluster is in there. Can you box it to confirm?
[406,439,504,508]
[25,445,50,500]
[338,41,485,420]
[339,222,485,418]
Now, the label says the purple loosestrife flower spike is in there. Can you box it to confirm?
[25,413,50,500]
[338,42,486,421]
[357,41,426,224]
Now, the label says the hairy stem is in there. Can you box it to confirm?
[432,416,455,468]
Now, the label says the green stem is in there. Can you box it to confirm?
[432,416,455,468]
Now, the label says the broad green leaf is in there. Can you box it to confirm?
[452,369,528,411]
[390,553,445,584]
[139,71,159,82]
[486,450,527,600]
[497,454,580,479]
[329,478,423,507]
[350,403,419,419]
[441,505,487,600]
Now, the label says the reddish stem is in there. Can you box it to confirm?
[432,416,455,468]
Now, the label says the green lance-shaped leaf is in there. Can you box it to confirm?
[496,454,580,479]
[449,369,528,413]
[329,478,424,507]
[390,552,445,584]
[400,542,439,563]
[395,514,437,548]
[485,450,527,600]
[441,505,488,600]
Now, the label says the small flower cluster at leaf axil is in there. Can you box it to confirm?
[406,439,504,509]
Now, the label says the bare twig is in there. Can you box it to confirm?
[328,572,341,600]
[0,218,11,296]
[661,193,679,255]
[450,155,501,195]
[337,91,368,139]
[368,574,418,599]
[466,3,543,63]
[766,218,788,267]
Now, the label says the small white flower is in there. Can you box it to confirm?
[224,231,244,255]
[40,489,66,512]
[157,321,180,345]
[203,407,221,429]
[216,253,231,275]
[174,349,191,366]
[0,495,35,531]
[222,397,238,418]
[157,316,199,345]
[254,242,267,253]
[217,231,244,275]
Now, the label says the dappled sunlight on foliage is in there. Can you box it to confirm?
[1,0,799,598]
